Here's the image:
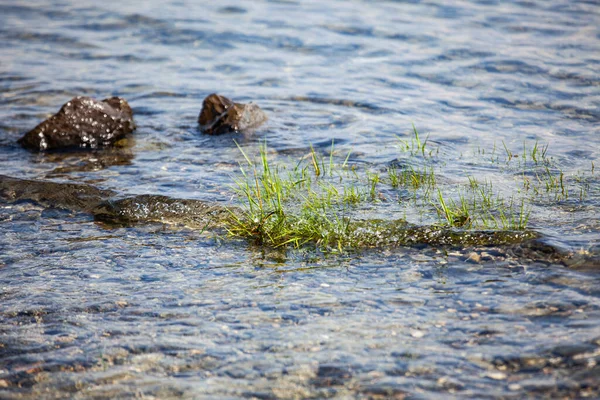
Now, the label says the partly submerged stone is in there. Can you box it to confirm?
[198,93,267,135]
[18,96,136,151]
[92,194,234,229]
[0,174,114,212]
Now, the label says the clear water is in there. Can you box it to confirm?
[1,0,600,398]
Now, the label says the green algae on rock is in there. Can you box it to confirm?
[92,194,235,229]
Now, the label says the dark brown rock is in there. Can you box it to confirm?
[198,93,267,135]
[18,96,135,151]
[0,174,114,213]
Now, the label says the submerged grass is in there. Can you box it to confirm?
[433,188,530,230]
[225,128,593,251]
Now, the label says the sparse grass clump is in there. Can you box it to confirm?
[226,142,358,251]
[225,127,594,251]
[433,188,530,230]
[388,165,436,191]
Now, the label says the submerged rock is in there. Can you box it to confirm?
[198,93,267,135]
[0,174,114,212]
[0,175,539,248]
[0,175,228,229]
[18,96,136,151]
[1,175,580,262]
[92,194,234,229]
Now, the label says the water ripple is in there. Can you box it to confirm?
[0,0,599,398]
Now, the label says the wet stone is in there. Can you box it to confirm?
[358,382,407,399]
[550,344,597,358]
[312,364,353,387]
[437,376,464,391]
[571,365,600,386]
[492,354,548,373]
[485,371,507,380]
[466,252,481,263]
[0,174,115,213]
[198,93,267,135]
[18,96,135,151]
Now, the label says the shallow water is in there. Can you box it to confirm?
[1,0,600,398]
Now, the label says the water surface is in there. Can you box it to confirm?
[1,0,600,398]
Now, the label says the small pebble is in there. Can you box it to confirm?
[466,252,481,263]
[486,371,507,380]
